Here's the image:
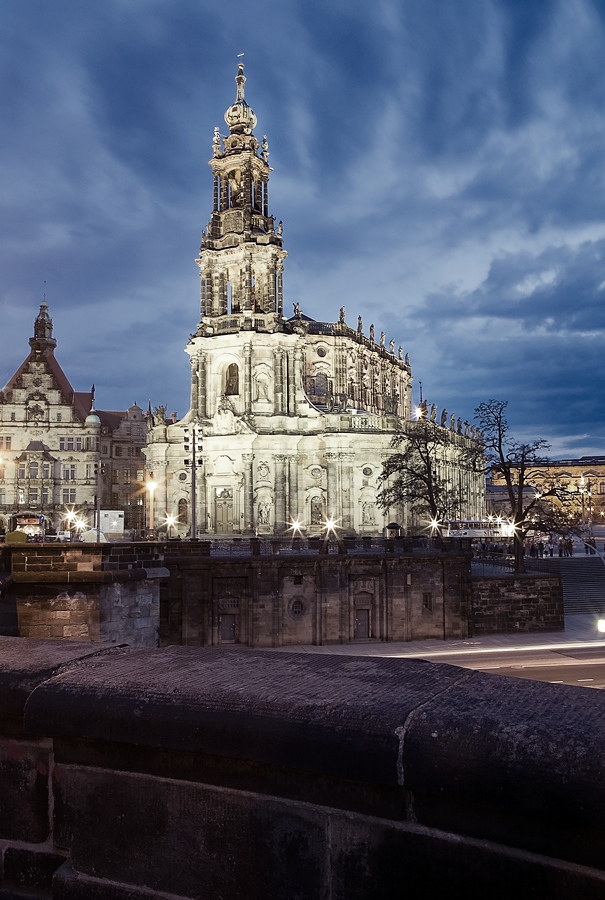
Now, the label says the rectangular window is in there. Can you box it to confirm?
[600,482,605,495]
[5,437,10,450]
[41,488,49,505]
[136,469,144,482]
[42,463,50,479]
[62,465,77,481]
[59,437,66,451]
[76,437,82,451]
[112,493,120,507]
[18,488,24,504]
[123,469,131,484]
[0,467,4,481]
[29,462,39,479]
[62,488,76,504]
[56,413,62,422]
[115,446,123,457]
[0,437,3,449]
[86,464,92,479]
[28,489,38,505]
[18,464,26,479]
[10,413,16,422]
[422,592,433,612]
[0,488,5,505]
[67,437,74,451]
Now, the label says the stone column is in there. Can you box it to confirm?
[190,359,198,417]
[213,175,219,212]
[341,452,354,531]
[242,453,254,533]
[243,344,252,414]
[287,349,299,415]
[198,453,208,534]
[277,261,284,318]
[288,455,299,524]
[220,175,228,211]
[326,452,339,521]
[274,349,284,415]
[263,180,269,218]
[274,455,287,533]
[266,255,275,314]
[198,353,207,419]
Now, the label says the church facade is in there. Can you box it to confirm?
[144,66,484,538]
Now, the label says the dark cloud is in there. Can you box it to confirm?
[1,0,605,452]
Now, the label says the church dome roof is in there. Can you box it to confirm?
[224,64,257,135]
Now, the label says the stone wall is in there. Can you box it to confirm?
[160,542,473,646]
[1,637,605,899]
[471,575,564,635]
[2,543,166,647]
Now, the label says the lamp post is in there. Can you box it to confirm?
[183,424,203,540]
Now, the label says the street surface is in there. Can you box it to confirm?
[268,614,605,689]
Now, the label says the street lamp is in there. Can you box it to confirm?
[183,424,203,540]
[164,514,176,538]
[146,478,157,536]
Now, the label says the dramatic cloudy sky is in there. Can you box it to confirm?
[1,0,605,456]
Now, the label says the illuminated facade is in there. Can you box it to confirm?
[0,304,146,535]
[491,456,605,525]
[144,66,484,537]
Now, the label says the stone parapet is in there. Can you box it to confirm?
[0,638,604,898]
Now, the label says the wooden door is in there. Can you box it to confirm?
[354,609,370,639]
[220,614,237,643]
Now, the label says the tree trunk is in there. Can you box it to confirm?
[513,530,526,574]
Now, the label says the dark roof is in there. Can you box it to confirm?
[2,349,92,422]
[98,410,127,431]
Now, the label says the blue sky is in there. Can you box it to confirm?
[1,0,605,456]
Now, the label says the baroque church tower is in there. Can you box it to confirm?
[144,66,484,538]
[198,63,287,321]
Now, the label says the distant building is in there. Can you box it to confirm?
[144,65,484,536]
[490,456,605,526]
[0,303,146,535]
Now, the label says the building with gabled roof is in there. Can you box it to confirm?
[0,303,146,536]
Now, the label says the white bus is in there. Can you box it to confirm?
[444,519,514,539]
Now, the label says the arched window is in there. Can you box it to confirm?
[310,495,323,525]
[178,498,189,526]
[225,363,239,396]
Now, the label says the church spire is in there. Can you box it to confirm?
[224,63,257,136]
[29,300,57,353]
[196,64,287,325]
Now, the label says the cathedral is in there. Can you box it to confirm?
[144,65,484,537]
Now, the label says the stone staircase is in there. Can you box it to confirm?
[526,556,605,615]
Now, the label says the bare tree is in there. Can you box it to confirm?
[376,420,482,530]
[475,399,577,573]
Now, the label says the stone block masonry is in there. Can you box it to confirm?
[1,637,605,898]
[471,575,564,635]
[2,544,167,647]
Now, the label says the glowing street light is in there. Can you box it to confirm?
[164,514,176,538]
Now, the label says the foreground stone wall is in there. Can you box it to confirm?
[1,638,604,899]
[471,575,564,635]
